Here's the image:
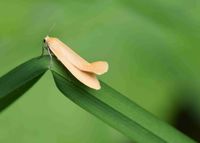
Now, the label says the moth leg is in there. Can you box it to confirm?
[40,46,45,57]
[47,47,53,69]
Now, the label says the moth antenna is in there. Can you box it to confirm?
[47,23,57,36]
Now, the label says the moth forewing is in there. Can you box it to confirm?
[45,37,109,75]
[54,53,101,90]
[44,36,101,90]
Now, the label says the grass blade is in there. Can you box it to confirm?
[0,56,49,111]
[0,55,196,142]
[51,57,196,143]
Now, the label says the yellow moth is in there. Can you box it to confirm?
[43,36,109,90]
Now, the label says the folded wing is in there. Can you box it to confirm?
[52,50,101,90]
[48,38,108,75]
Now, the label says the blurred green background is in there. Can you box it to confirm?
[0,0,200,142]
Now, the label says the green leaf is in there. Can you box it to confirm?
[0,56,49,111]
[0,55,196,142]
[51,57,196,143]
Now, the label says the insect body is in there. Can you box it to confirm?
[43,36,109,90]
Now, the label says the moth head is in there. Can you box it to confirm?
[43,36,50,43]
[43,36,50,49]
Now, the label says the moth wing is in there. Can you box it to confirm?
[49,46,100,90]
[50,38,108,75]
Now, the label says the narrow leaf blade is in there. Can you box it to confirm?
[51,57,196,143]
[0,56,49,111]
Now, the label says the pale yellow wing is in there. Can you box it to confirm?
[46,37,108,75]
[48,45,100,90]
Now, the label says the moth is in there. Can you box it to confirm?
[43,36,109,90]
